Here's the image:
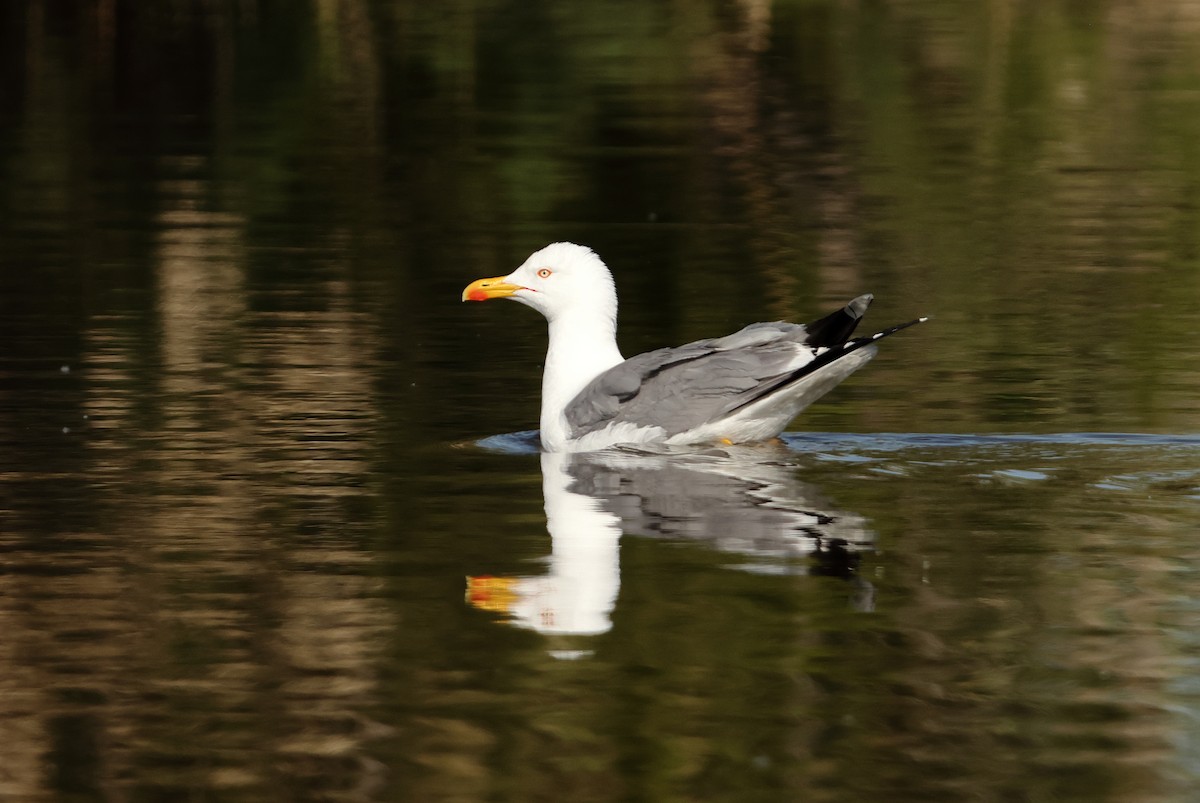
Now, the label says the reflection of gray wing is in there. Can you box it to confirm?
[566,322,817,438]
[563,447,874,575]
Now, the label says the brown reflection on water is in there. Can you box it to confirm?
[814,445,1200,802]
[685,0,869,322]
[0,169,389,799]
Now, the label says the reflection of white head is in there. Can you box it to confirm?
[479,452,622,636]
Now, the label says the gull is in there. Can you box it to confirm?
[463,243,925,452]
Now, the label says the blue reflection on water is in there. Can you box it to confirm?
[478,430,1200,456]
[786,431,1200,451]
[476,430,543,454]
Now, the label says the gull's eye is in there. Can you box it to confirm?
[537,268,552,279]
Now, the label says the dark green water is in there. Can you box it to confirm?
[4,2,1200,800]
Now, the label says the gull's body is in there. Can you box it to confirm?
[464,243,924,452]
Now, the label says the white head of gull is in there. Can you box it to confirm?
[463,242,925,452]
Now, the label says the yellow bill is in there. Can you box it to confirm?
[462,276,523,302]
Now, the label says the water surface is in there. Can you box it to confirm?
[3,1,1200,801]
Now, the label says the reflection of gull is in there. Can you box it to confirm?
[468,452,621,636]
[467,445,875,636]
[572,446,873,569]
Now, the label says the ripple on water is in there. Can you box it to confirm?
[783,431,1200,453]
[476,430,542,455]
[477,430,1200,460]
[978,468,1054,484]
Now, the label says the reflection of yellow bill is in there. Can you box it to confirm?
[465,576,519,615]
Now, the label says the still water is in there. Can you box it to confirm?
[4,1,1200,800]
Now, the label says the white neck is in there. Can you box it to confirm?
[540,311,623,450]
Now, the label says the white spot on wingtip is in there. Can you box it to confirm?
[873,332,883,340]
[919,316,929,322]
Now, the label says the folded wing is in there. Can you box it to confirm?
[565,294,923,440]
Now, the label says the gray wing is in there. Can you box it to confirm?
[564,295,923,439]
[565,321,820,438]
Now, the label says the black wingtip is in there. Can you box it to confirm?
[804,294,876,349]
[846,293,873,319]
[723,314,927,417]
[840,315,928,350]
